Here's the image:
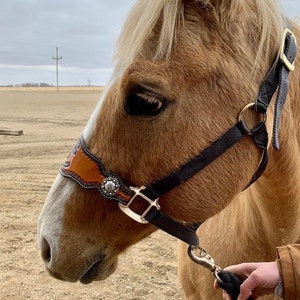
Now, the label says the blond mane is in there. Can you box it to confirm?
[113,0,286,78]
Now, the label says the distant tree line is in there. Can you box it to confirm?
[0,83,101,87]
[0,82,55,87]
[15,82,54,87]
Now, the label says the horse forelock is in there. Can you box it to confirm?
[113,0,183,77]
[112,0,286,80]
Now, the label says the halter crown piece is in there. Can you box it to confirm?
[59,29,297,300]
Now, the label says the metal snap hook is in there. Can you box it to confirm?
[188,245,223,282]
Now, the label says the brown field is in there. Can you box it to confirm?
[0,87,183,299]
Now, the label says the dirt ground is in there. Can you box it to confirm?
[0,87,184,300]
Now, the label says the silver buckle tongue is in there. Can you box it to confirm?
[118,186,160,224]
[188,245,222,282]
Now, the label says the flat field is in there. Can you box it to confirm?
[0,87,183,299]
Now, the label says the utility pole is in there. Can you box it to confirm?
[52,47,62,92]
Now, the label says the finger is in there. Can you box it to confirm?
[224,263,262,279]
[238,272,262,299]
[225,263,258,274]
[213,279,219,289]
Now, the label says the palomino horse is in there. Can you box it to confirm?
[38,0,300,299]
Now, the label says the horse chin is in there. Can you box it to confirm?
[45,254,118,285]
[79,256,118,285]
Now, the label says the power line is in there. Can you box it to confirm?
[52,47,62,92]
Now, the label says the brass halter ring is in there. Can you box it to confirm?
[238,102,267,134]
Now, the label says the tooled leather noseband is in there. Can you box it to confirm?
[59,29,297,299]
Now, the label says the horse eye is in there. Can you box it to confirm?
[125,89,168,117]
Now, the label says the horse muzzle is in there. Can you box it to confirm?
[40,234,118,284]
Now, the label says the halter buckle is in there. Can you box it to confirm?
[279,28,296,72]
[118,186,160,224]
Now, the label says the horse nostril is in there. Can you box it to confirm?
[41,237,51,263]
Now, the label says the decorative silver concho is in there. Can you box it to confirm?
[100,176,120,197]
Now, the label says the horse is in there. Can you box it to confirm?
[38,0,300,299]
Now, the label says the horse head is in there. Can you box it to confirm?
[38,0,293,286]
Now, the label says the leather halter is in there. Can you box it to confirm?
[60,29,297,249]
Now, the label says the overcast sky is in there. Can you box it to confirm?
[0,0,299,86]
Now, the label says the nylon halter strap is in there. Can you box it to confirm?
[59,29,296,249]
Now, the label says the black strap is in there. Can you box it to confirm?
[256,30,297,150]
[144,121,248,199]
[255,61,280,114]
[272,32,297,149]
[145,207,200,246]
[244,122,269,188]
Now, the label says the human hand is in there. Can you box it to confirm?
[214,262,281,300]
